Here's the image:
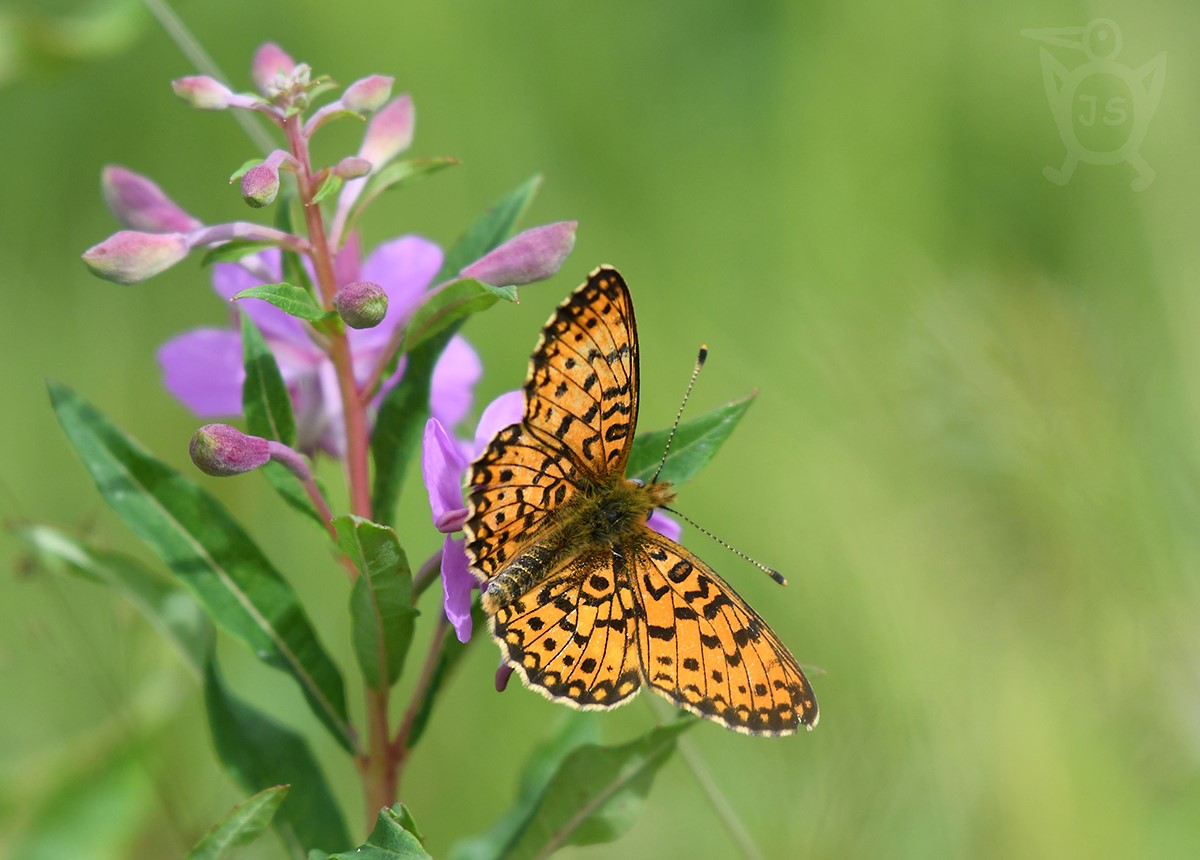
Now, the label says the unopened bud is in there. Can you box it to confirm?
[460,221,577,286]
[102,166,202,233]
[172,76,236,110]
[359,95,414,167]
[189,424,270,476]
[251,43,296,95]
[332,156,371,179]
[334,280,388,329]
[241,163,280,208]
[342,75,394,114]
[82,230,190,284]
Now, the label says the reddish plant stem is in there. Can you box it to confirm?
[283,115,373,521]
[392,613,450,789]
[285,113,394,828]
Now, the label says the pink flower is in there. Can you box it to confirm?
[158,236,481,457]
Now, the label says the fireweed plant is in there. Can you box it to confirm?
[32,42,768,859]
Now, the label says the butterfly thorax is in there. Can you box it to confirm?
[481,475,676,611]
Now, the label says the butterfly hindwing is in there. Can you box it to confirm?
[523,267,639,479]
[630,534,818,735]
[490,549,643,708]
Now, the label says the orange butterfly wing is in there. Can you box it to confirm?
[629,534,818,734]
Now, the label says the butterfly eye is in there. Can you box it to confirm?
[630,478,646,488]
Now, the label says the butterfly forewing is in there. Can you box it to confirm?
[630,535,818,734]
[523,268,639,478]
[465,424,584,579]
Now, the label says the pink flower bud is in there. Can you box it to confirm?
[358,95,414,167]
[240,163,280,208]
[251,43,296,95]
[82,231,190,284]
[334,280,388,329]
[102,166,202,233]
[189,424,270,476]
[172,76,236,110]
[460,221,577,286]
[342,75,394,113]
[332,156,371,179]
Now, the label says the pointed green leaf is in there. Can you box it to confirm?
[335,516,418,689]
[405,278,517,357]
[240,316,325,529]
[324,805,431,860]
[369,330,448,527]
[49,382,353,752]
[186,786,290,860]
[233,284,335,323]
[347,157,460,229]
[205,660,351,857]
[625,394,756,486]
[201,240,280,267]
[229,158,264,182]
[312,173,343,204]
[450,713,600,860]
[241,315,297,446]
[14,524,212,675]
[500,720,695,859]
[437,175,542,282]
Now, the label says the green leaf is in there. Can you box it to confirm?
[369,330,449,527]
[625,394,757,486]
[312,173,343,204]
[233,284,335,323]
[437,175,542,283]
[405,278,517,356]
[14,524,212,674]
[49,382,353,752]
[205,659,351,857]
[324,805,431,860]
[201,240,279,267]
[369,176,542,525]
[186,786,290,860]
[241,314,297,446]
[229,158,263,182]
[240,316,326,529]
[500,719,695,859]
[450,713,600,860]
[405,599,484,749]
[335,516,418,690]
[347,157,459,227]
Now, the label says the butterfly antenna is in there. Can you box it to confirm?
[650,345,708,486]
[661,505,788,586]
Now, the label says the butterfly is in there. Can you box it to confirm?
[463,266,818,735]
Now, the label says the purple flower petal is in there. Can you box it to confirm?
[441,535,474,642]
[648,510,682,543]
[423,417,469,532]
[473,390,525,457]
[158,328,245,416]
[430,335,482,432]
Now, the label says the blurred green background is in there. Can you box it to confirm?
[3,0,1199,857]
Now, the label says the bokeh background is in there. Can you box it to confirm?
[3,0,1199,857]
